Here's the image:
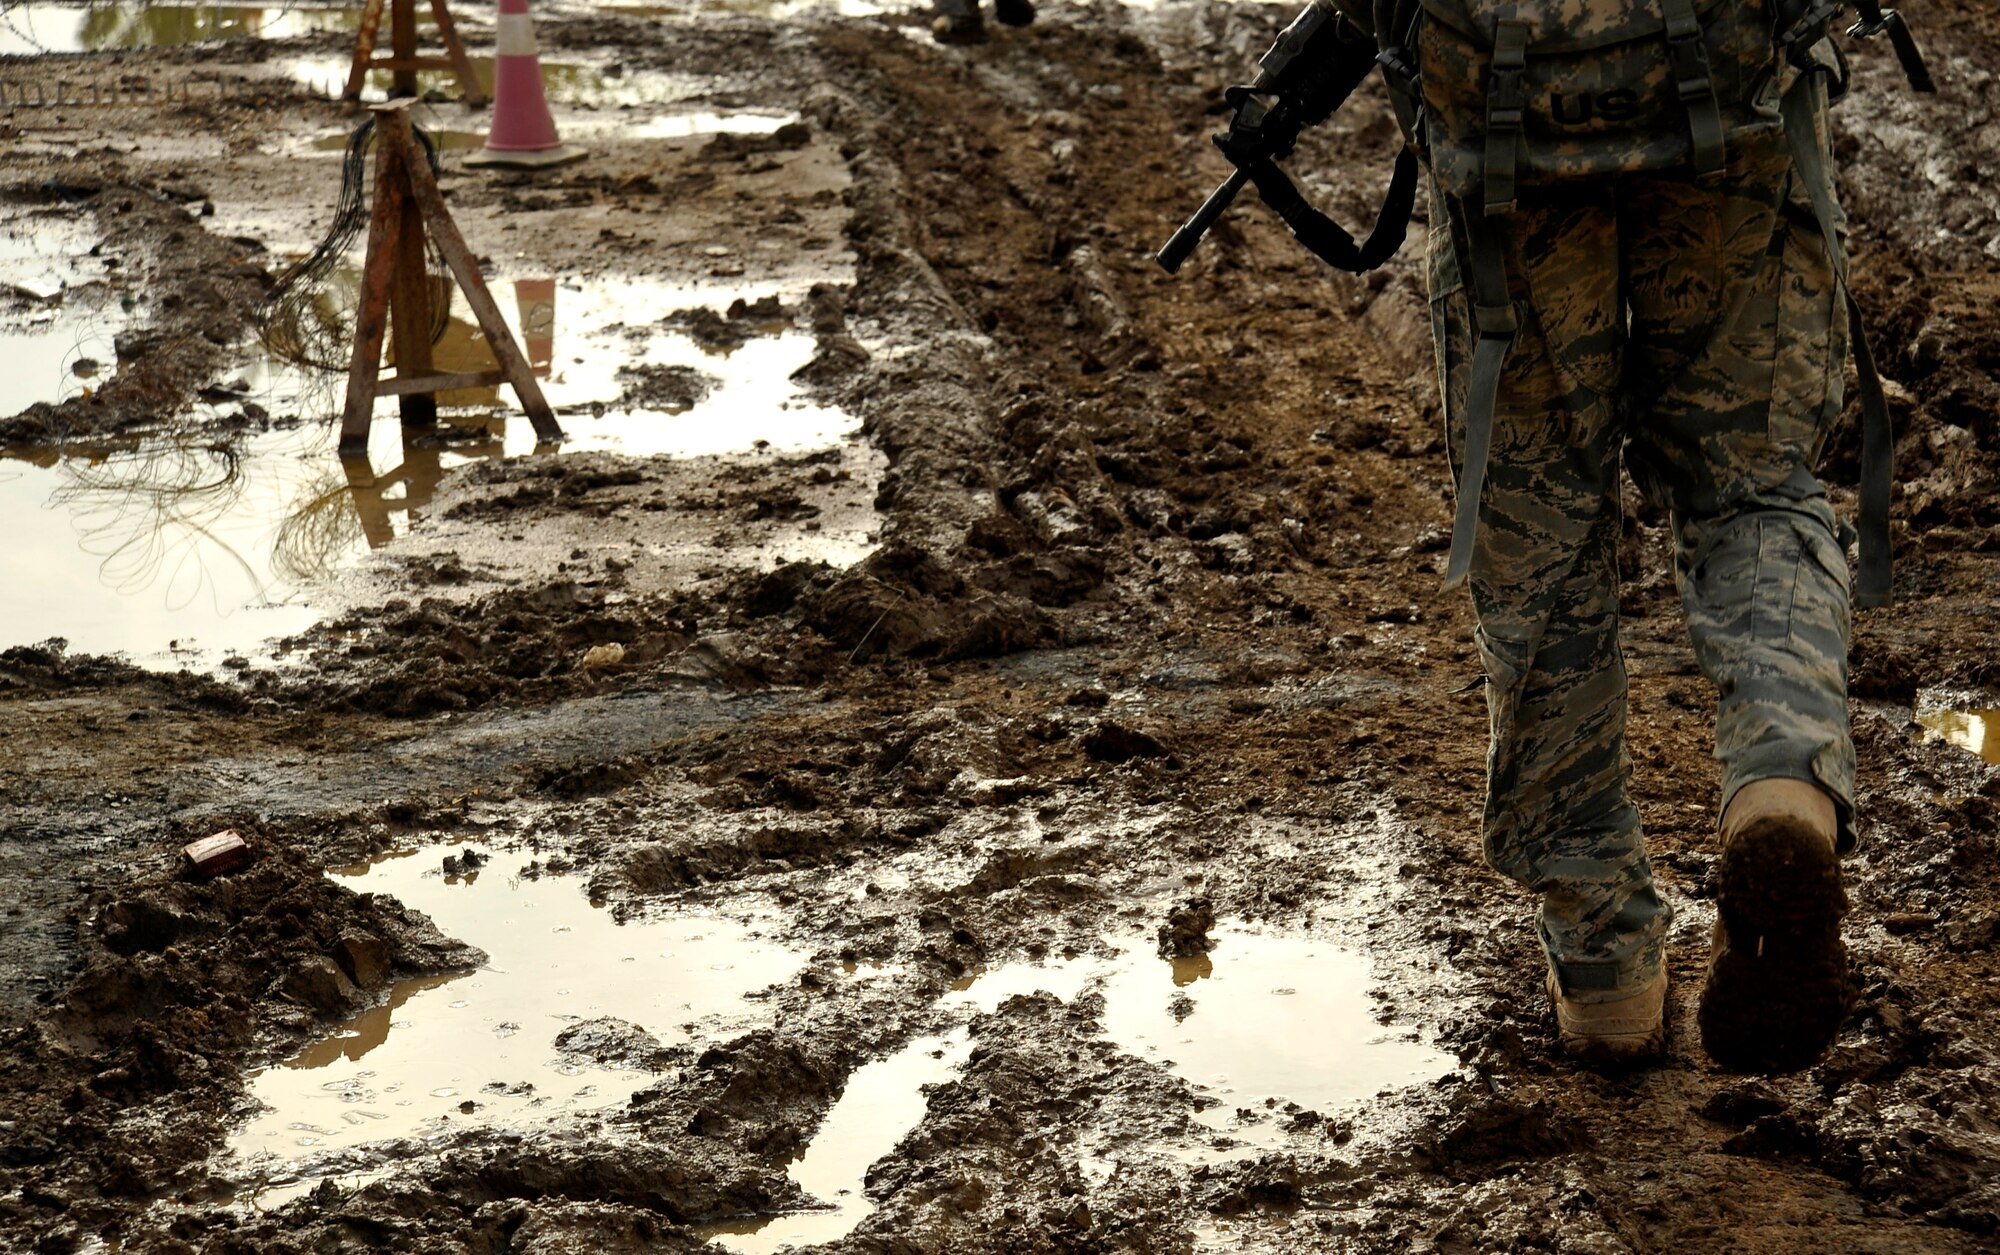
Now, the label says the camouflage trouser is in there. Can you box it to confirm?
[1426,119,1855,1001]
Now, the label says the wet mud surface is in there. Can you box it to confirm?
[3,1,2000,1252]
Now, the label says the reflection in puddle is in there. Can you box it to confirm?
[1,250,873,665]
[619,111,801,140]
[0,209,131,412]
[0,393,514,665]
[228,845,805,1198]
[299,112,800,153]
[284,54,696,108]
[0,422,377,664]
[273,267,862,459]
[604,0,892,16]
[709,928,1448,1252]
[0,3,363,55]
[1100,928,1452,1148]
[1917,704,2000,765]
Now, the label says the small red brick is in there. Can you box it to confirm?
[182,831,253,881]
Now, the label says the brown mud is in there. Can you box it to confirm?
[2,2,1999,1252]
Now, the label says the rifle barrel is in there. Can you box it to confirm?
[1156,167,1250,274]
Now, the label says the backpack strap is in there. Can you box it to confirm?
[1443,210,1519,589]
[1660,0,1728,176]
[1373,0,1426,147]
[1780,71,1894,607]
[1481,19,1529,215]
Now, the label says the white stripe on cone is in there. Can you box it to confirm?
[496,13,536,57]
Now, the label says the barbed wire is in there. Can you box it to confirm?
[258,117,455,374]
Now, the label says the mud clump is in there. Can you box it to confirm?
[1413,1091,1594,1171]
[0,641,247,712]
[554,1017,668,1071]
[1157,897,1216,958]
[0,842,479,1216]
[259,581,692,716]
[532,756,645,799]
[798,543,1053,663]
[618,362,716,412]
[698,122,812,165]
[667,294,792,350]
[444,458,649,522]
[1082,720,1175,765]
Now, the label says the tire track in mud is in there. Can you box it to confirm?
[779,7,2000,1251]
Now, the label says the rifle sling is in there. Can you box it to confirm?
[1243,145,1418,274]
[1848,0,1936,92]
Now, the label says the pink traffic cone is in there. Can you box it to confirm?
[466,0,584,169]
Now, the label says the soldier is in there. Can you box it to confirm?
[1316,1,1882,1070]
[931,0,1034,46]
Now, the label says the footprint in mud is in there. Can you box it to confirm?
[706,927,1453,1251]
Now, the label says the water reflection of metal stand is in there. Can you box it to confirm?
[345,0,486,106]
[340,100,562,455]
[339,417,502,550]
[340,444,444,549]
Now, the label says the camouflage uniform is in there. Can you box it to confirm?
[1425,72,1855,1001]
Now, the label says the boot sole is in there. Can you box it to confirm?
[1698,814,1850,1073]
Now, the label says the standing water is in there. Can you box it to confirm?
[1916,702,2000,765]
[0,271,869,667]
[226,845,806,1199]
[705,926,1453,1251]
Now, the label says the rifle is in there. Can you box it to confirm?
[1156,3,1414,275]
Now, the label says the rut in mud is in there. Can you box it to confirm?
[1,2,1999,1253]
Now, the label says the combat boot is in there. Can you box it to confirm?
[994,0,1035,26]
[1698,778,1851,1073]
[931,11,987,44]
[1548,967,1667,1064]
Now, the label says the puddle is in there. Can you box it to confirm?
[0,0,903,61]
[701,1030,974,1255]
[0,3,362,56]
[264,267,863,459]
[226,844,806,1199]
[0,419,399,666]
[601,0,893,16]
[1916,703,2000,765]
[298,111,798,156]
[707,927,1450,1251]
[0,261,876,666]
[1099,927,1453,1148]
[0,209,132,412]
[945,953,1095,1012]
[284,55,699,108]
[624,111,798,139]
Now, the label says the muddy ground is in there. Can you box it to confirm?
[3,1,2000,1252]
